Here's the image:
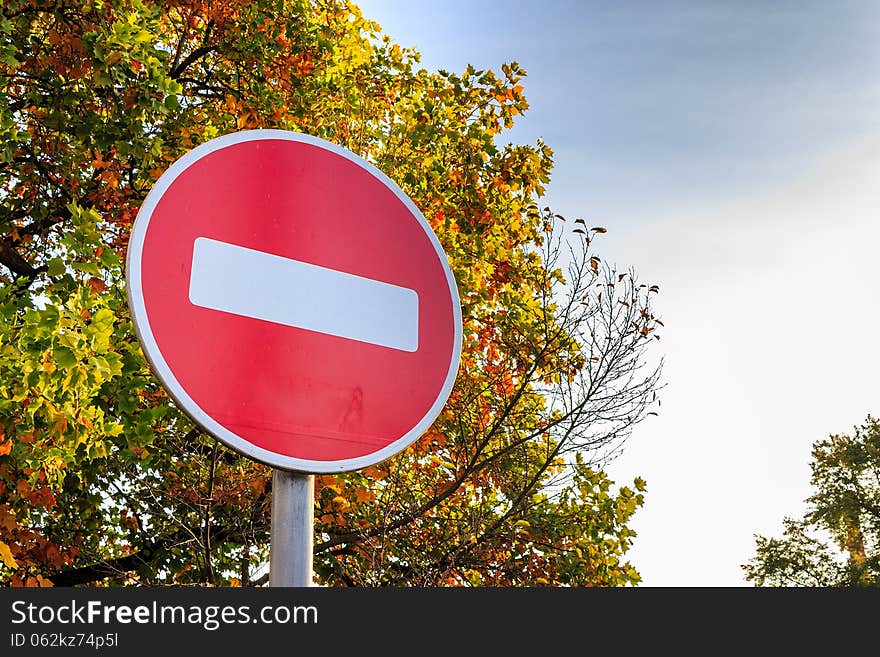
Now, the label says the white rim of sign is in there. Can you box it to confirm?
[126,129,463,474]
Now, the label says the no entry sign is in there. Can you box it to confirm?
[127,130,462,473]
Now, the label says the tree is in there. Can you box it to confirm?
[743,416,880,587]
[0,0,662,587]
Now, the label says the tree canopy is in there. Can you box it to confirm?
[0,0,662,587]
[743,416,880,587]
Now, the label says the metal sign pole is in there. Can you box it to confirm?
[270,469,314,587]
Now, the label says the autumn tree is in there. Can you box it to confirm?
[743,416,880,587]
[0,0,662,587]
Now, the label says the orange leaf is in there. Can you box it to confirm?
[247,476,266,496]
[362,465,386,480]
[44,543,64,569]
[354,488,374,503]
[0,440,11,456]
[100,170,119,189]
[292,52,314,76]
[0,507,17,531]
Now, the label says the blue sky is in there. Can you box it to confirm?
[360,1,879,220]
[357,0,880,585]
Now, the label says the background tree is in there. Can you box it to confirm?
[742,416,880,587]
[0,0,662,587]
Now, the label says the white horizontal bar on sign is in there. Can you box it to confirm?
[188,237,419,352]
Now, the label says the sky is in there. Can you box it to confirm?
[356,0,880,586]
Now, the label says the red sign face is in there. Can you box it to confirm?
[127,130,461,473]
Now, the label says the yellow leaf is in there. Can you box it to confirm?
[0,541,19,569]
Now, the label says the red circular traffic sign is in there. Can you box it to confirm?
[127,130,461,473]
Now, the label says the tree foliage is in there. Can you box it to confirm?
[743,416,880,587]
[0,0,662,587]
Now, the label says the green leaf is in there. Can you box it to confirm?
[46,258,66,278]
[54,346,78,370]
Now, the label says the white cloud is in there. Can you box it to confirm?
[605,136,880,585]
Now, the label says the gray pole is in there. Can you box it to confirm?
[270,469,314,587]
